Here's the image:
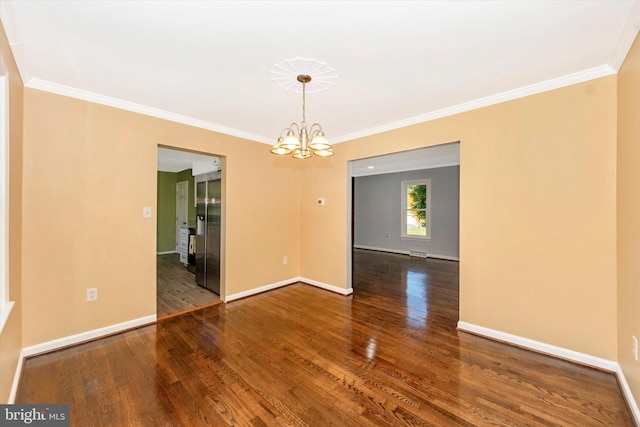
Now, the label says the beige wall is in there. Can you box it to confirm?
[21,89,302,346]
[302,76,618,360]
[0,20,23,403]
[617,32,640,409]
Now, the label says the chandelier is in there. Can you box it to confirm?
[270,74,334,159]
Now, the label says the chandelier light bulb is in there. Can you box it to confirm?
[281,130,301,150]
[270,137,292,155]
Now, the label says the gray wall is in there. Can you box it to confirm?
[354,166,459,259]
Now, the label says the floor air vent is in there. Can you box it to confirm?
[409,250,428,258]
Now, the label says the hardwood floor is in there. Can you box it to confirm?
[157,253,219,318]
[18,249,633,426]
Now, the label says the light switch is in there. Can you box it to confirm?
[317,198,326,206]
[143,207,152,218]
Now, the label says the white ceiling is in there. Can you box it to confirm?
[351,142,459,177]
[1,1,639,153]
[157,147,219,173]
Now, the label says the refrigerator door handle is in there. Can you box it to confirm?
[196,215,205,236]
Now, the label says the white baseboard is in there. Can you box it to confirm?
[457,320,640,421]
[457,321,618,371]
[9,315,157,403]
[353,245,459,261]
[225,277,353,303]
[354,245,408,255]
[457,321,640,423]
[299,277,353,296]
[429,254,460,261]
[157,250,177,255]
[8,349,25,404]
[615,364,640,426]
[224,278,297,302]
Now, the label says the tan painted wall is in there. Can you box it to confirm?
[617,32,640,409]
[21,89,302,346]
[302,76,618,360]
[0,20,23,403]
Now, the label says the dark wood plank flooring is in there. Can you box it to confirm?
[17,249,633,426]
[157,253,219,318]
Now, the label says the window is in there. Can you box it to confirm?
[401,179,431,239]
[0,65,14,334]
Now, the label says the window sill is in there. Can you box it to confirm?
[0,301,15,335]
[401,236,432,241]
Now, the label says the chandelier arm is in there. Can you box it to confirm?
[309,123,324,135]
[285,123,299,134]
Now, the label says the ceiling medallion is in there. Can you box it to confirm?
[271,57,337,93]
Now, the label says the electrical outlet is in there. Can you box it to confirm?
[317,198,325,206]
[633,336,638,362]
[283,256,288,265]
[86,288,98,302]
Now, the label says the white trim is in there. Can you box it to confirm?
[458,322,640,423]
[457,321,618,372]
[428,254,459,261]
[353,161,460,178]
[354,245,459,261]
[224,278,297,302]
[402,178,431,239]
[9,315,156,403]
[0,67,13,335]
[609,1,640,71]
[615,364,640,426]
[225,277,353,303]
[331,65,616,144]
[25,65,618,148]
[156,250,177,255]
[21,315,156,358]
[354,244,409,255]
[0,300,14,335]
[25,78,272,144]
[7,347,25,404]
[300,277,353,296]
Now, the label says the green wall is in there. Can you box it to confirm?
[157,169,195,253]
[157,171,177,253]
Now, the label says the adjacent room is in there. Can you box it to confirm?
[156,147,223,318]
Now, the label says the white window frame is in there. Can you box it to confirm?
[0,64,14,334]
[401,179,431,240]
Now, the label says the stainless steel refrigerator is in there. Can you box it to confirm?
[195,171,221,294]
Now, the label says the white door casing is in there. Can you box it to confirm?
[176,181,188,249]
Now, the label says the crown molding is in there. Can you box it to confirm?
[26,61,617,148]
[609,0,640,71]
[331,65,616,144]
[25,78,272,144]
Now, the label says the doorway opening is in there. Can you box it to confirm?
[348,142,461,322]
[156,146,224,318]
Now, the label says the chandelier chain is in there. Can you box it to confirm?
[301,81,306,127]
